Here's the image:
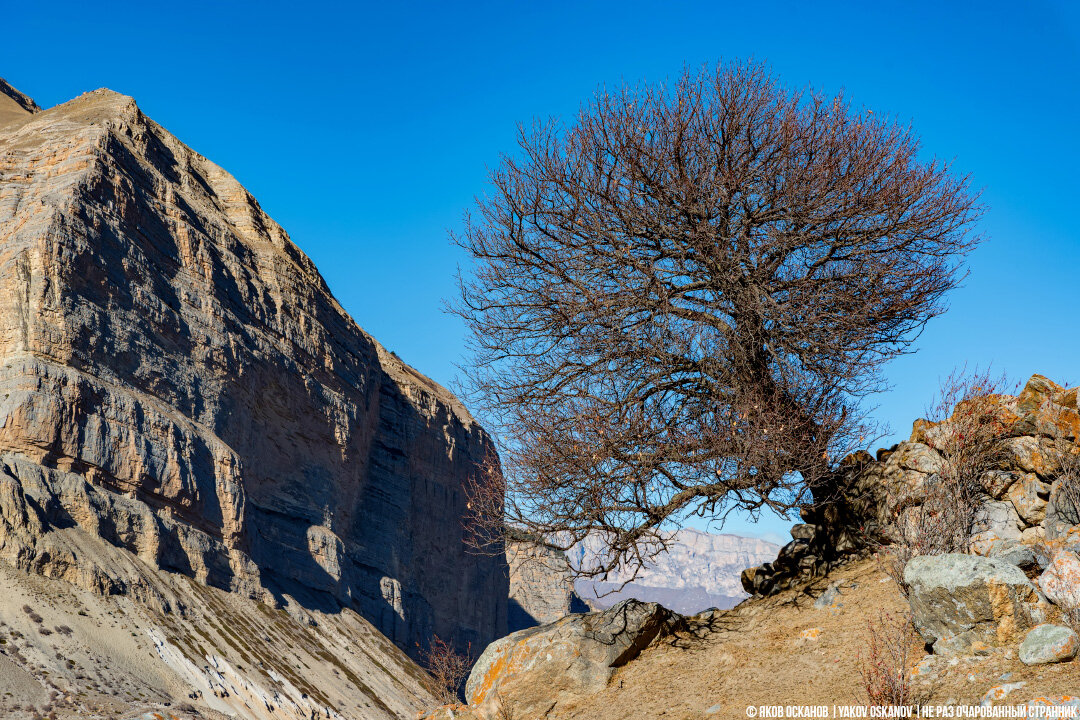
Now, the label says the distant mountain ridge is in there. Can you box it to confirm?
[567,528,780,614]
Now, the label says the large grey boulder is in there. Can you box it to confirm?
[1037,550,1080,608]
[1019,624,1079,665]
[464,600,678,720]
[904,554,1046,655]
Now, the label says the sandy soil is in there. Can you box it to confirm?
[562,557,1080,720]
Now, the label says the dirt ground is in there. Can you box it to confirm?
[562,557,1080,720]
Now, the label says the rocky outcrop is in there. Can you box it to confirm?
[460,600,680,720]
[0,78,39,127]
[0,79,507,659]
[743,374,1080,598]
[506,539,589,632]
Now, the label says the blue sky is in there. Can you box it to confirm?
[3,1,1078,545]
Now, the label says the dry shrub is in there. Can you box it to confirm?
[886,367,1013,589]
[1056,443,1080,525]
[1040,389,1080,528]
[494,690,516,720]
[858,610,926,707]
[419,635,473,705]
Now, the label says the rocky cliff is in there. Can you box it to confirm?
[568,529,779,614]
[0,77,507,670]
[506,530,777,627]
[506,540,590,632]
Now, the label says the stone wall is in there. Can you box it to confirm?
[742,374,1080,597]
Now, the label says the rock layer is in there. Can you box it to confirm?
[506,539,589,631]
[0,80,507,657]
[569,528,778,614]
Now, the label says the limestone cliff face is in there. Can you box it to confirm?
[506,540,589,631]
[568,529,779,614]
[0,82,507,656]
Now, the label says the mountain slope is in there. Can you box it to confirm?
[568,529,779,614]
[0,552,434,719]
[0,78,503,718]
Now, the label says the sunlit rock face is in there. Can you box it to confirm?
[0,80,507,657]
[566,529,780,614]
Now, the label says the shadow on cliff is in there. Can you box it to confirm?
[232,371,507,662]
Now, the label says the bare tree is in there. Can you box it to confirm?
[453,60,983,579]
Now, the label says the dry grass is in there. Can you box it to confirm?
[554,557,1080,720]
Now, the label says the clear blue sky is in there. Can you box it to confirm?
[3,1,1077,545]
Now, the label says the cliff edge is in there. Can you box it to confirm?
[0,79,507,662]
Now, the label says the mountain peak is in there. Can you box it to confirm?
[0,77,40,114]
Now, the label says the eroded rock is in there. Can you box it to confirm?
[903,554,1046,655]
[0,80,507,658]
[464,600,678,720]
[1037,550,1080,608]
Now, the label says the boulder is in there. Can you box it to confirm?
[969,501,1024,555]
[1046,478,1080,539]
[892,443,945,474]
[980,470,1021,499]
[813,581,843,610]
[464,600,678,720]
[989,544,1039,572]
[999,436,1058,477]
[1019,624,1079,665]
[1037,550,1080,608]
[1021,526,1047,545]
[980,681,1027,706]
[903,554,1046,654]
[1005,473,1051,526]
[1017,375,1062,413]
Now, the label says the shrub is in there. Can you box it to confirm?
[419,635,473,705]
[858,610,926,707]
[886,367,1013,589]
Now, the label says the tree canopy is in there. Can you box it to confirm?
[453,60,982,577]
